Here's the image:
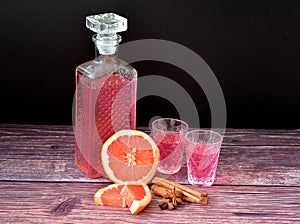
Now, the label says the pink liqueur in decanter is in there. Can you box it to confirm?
[74,13,137,178]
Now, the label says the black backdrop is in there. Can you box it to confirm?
[0,0,299,129]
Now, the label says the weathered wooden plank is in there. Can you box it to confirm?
[0,181,299,223]
[1,124,300,146]
[1,143,300,186]
[156,145,300,187]
[0,125,300,185]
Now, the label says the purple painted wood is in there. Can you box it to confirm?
[0,124,299,223]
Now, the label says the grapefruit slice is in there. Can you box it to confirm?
[94,184,152,214]
[102,130,160,184]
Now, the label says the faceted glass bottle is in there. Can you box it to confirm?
[74,13,137,178]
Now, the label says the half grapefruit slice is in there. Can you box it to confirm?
[101,130,160,184]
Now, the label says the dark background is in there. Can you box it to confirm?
[0,0,299,129]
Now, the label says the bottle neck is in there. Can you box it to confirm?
[92,34,121,56]
[94,46,118,59]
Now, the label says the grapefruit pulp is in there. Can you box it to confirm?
[101,130,160,184]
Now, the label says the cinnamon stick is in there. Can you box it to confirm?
[151,184,207,204]
[182,195,208,204]
[151,178,208,204]
[151,184,170,197]
[152,177,208,197]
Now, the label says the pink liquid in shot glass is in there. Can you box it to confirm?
[187,143,220,186]
[156,132,184,174]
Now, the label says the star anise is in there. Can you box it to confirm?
[163,187,184,207]
[164,187,183,206]
[158,198,174,210]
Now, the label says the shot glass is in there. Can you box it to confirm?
[152,118,189,174]
[185,130,223,186]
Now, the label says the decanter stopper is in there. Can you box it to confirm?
[86,13,127,55]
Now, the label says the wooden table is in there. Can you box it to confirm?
[0,124,299,223]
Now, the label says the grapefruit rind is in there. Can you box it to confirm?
[129,184,152,214]
[101,130,160,184]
